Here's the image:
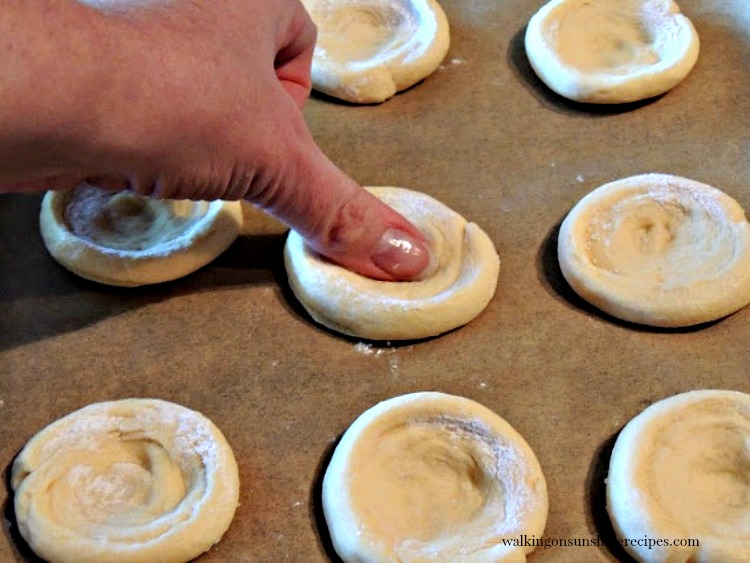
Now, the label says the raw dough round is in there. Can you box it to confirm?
[557,173,750,327]
[284,186,500,340]
[40,184,243,287]
[11,398,240,563]
[303,0,450,103]
[607,389,750,562]
[323,392,548,562]
[239,201,288,236]
[524,0,699,103]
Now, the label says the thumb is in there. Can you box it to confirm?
[256,142,430,281]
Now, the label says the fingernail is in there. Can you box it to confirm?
[371,228,430,280]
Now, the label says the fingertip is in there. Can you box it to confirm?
[316,228,430,281]
[369,226,431,281]
[311,192,432,282]
[254,132,430,281]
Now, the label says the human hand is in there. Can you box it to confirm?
[0,0,428,280]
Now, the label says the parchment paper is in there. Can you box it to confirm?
[2,1,748,561]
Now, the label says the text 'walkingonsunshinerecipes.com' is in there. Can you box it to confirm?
[502,535,700,550]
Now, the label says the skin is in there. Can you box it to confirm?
[0,0,429,280]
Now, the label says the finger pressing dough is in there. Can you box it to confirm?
[323,392,548,562]
[40,184,243,287]
[303,0,450,103]
[284,186,500,340]
[11,399,240,563]
[558,173,750,327]
[607,389,750,562]
[524,0,699,103]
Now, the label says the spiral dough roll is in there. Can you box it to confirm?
[558,173,750,327]
[11,399,240,563]
[284,186,500,340]
[323,392,548,561]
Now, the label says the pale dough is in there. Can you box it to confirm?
[11,398,240,563]
[284,186,500,340]
[323,392,548,562]
[557,173,750,327]
[524,0,699,103]
[40,184,243,287]
[239,201,288,236]
[607,389,750,562]
[302,0,450,103]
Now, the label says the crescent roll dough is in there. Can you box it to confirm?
[558,173,750,327]
[284,187,500,340]
[11,399,240,563]
[323,392,548,562]
[303,0,450,103]
[40,185,242,287]
[525,0,699,103]
[607,390,750,562]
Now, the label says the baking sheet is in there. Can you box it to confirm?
[2,1,749,561]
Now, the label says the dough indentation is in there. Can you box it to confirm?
[585,191,737,284]
[553,0,661,73]
[351,420,500,543]
[51,440,187,531]
[649,405,750,535]
[316,5,406,62]
[65,186,211,252]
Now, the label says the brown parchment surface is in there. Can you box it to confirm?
[1,1,749,561]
